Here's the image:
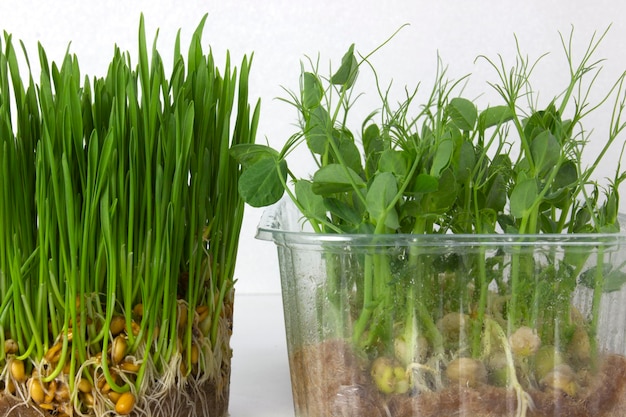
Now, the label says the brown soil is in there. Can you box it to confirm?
[289,339,626,417]
[0,394,46,417]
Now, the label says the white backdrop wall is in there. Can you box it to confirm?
[1,0,625,294]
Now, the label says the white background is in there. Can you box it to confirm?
[1,2,626,415]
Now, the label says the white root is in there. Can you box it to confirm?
[486,318,535,417]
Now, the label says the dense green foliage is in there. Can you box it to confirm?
[0,14,259,416]
[233,27,626,416]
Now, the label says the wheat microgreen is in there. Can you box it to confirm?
[0,14,258,416]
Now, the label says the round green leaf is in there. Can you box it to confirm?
[295,180,326,220]
[510,178,538,218]
[366,172,400,229]
[238,157,287,207]
[447,97,477,131]
[312,164,365,195]
[302,72,323,110]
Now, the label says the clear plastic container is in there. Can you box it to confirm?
[258,198,626,417]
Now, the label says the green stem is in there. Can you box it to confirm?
[472,246,489,358]
[589,245,605,359]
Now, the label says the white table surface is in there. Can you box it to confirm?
[229,293,294,417]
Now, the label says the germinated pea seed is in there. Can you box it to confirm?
[509,326,541,357]
[541,364,578,397]
[446,357,487,387]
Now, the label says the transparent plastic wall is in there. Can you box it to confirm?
[259,200,626,417]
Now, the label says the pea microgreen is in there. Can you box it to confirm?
[233,26,626,416]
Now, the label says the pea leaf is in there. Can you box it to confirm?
[454,141,476,184]
[302,72,323,110]
[363,123,386,178]
[447,97,477,131]
[295,180,326,220]
[552,160,578,190]
[484,173,507,212]
[330,44,359,89]
[305,105,331,154]
[430,138,454,176]
[230,143,280,168]
[545,160,577,207]
[580,264,626,292]
[510,178,538,218]
[366,172,400,229]
[324,197,363,225]
[603,269,626,292]
[428,168,458,213]
[334,128,363,173]
[238,157,287,207]
[312,164,365,195]
[530,130,560,177]
[378,149,408,177]
[477,105,514,131]
[413,173,439,194]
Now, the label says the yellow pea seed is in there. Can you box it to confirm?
[39,403,54,411]
[109,316,126,336]
[10,359,26,383]
[4,339,18,355]
[115,392,136,415]
[111,336,127,365]
[77,378,92,393]
[7,379,15,394]
[30,379,45,404]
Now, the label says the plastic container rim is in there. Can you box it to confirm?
[256,200,626,248]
